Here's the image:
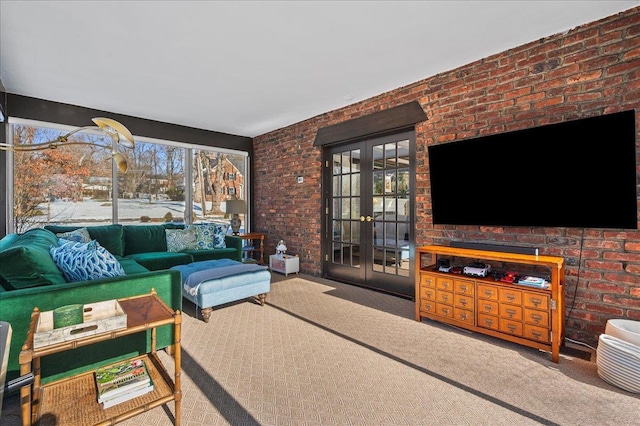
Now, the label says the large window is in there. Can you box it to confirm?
[7,119,248,233]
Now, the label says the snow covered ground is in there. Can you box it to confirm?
[34,198,228,226]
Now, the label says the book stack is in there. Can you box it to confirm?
[95,359,154,408]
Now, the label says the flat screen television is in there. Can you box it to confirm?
[428,110,638,229]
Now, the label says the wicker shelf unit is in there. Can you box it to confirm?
[19,290,182,425]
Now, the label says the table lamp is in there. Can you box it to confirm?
[225,199,246,235]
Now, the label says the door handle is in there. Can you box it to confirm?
[360,216,373,222]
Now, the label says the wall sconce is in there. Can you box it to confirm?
[225,199,247,235]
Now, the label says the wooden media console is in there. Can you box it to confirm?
[415,245,565,363]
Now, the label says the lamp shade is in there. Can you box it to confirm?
[225,199,246,214]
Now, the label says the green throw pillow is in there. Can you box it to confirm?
[0,228,67,289]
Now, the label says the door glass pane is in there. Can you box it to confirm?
[333,175,340,197]
[351,173,360,196]
[333,153,342,175]
[331,148,361,269]
[351,149,361,172]
[372,145,384,170]
[341,199,350,219]
[350,219,360,243]
[384,142,397,168]
[373,171,385,195]
[371,139,411,277]
[351,198,360,219]
[341,174,351,196]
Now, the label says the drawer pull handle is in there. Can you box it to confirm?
[459,313,467,321]
[442,282,450,289]
[460,286,468,293]
[442,308,449,315]
[483,290,494,297]
[506,309,517,318]
[507,324,517,333]
[460,299,467,306]
[483,319,494,326]
[530,298,542,307]
[530,314,542,323]
[531,330,542,339]
[506,294,516,302]
[484,305,493,312]
[441,295,449,302]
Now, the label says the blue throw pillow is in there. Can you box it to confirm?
[193,223,228,250]
[50,240,125,282]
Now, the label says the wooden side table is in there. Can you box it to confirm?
[239,232,266,264]
[19,290,182,425]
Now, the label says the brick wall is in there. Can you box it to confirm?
[253,7,640,346]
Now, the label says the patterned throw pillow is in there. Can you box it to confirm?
[57,239,98,251]
[192,223,228,250]
[56,227,92,243]
[50,240,125,282]
[165,227,198,252]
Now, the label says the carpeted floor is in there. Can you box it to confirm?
[2,273,639,425]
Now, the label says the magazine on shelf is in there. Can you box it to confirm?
[95,358,151,403]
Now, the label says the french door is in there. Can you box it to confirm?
[323,131,414,298]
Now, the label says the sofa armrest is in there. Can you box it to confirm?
[225,235,243,261]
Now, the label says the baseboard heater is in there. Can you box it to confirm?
[449,241,539,256]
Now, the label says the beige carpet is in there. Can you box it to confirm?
[2,274,639,425]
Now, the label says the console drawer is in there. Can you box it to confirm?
[524,308,549,327]
[500,319,523,337]
[478,284,499,301]
[478,300,499,315]
[524,324,550,343]
[454,294,473,310]
[421,273,436,288]
[454,280,474,296]
[478,313,499,331]
[437,290,454,305]
[454,308,474,325]
[523,293,549,310]
[420,287,436,301]
[500,304,523,321]
[436,304,454,318]
[499,288,522,305]
[436,277,454,292]
[420,299,436,314]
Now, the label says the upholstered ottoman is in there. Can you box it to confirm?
[172,259,271,323]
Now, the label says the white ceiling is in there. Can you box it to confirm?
[1,1,638,138]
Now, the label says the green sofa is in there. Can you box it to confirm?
[0,223,242,385]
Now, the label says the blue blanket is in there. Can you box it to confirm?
[171,259,268,296]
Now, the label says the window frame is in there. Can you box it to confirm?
[5,117,251,233]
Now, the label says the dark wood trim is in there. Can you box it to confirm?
[314,101,426,147]
[6,94,253,152]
